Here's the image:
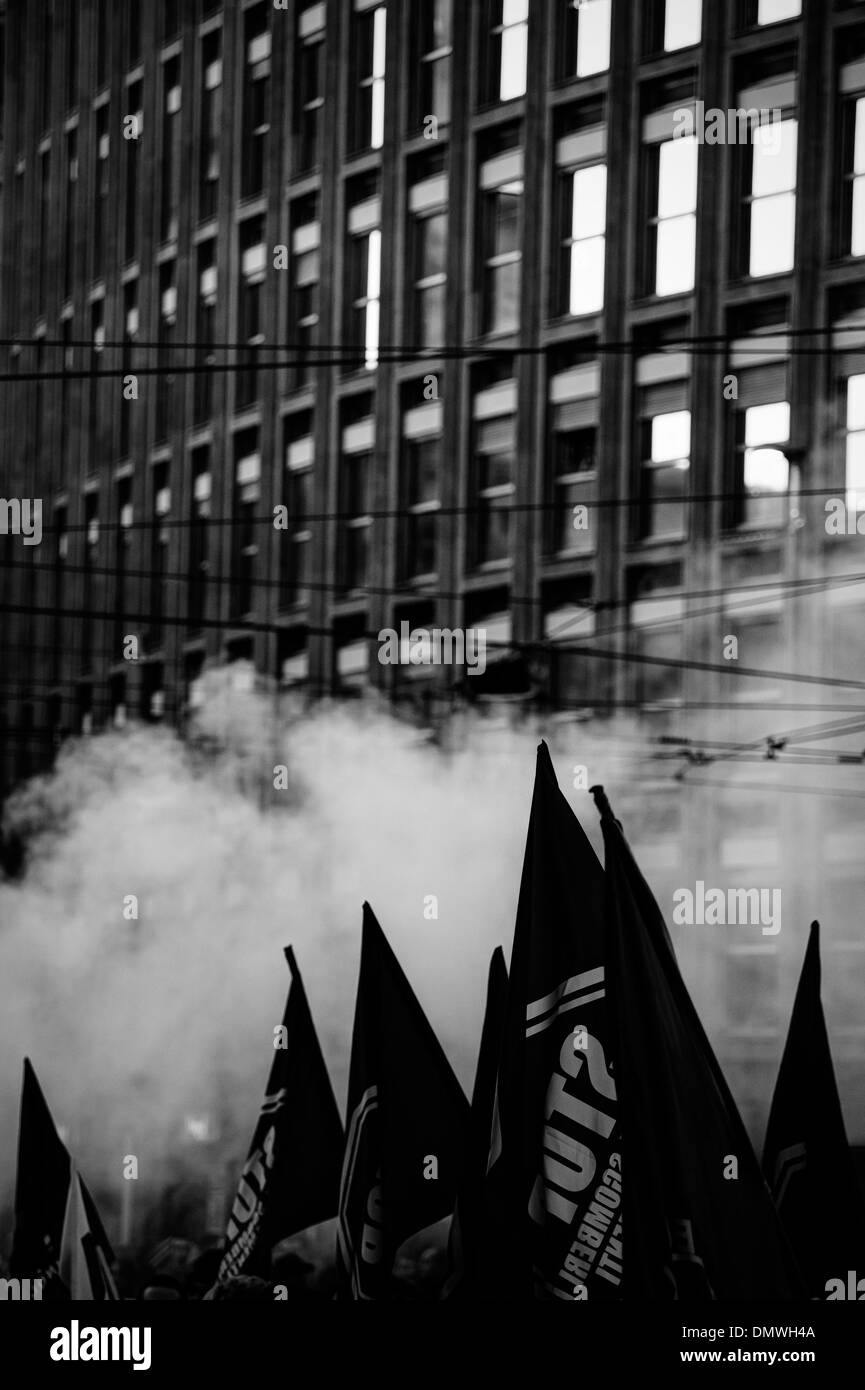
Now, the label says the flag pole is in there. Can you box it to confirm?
[590,783,622,828]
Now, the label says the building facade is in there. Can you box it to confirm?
[1,0,865,1134]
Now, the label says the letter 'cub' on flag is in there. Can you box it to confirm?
[337,903,470,1299]
[219,946,344,1282]
[762,922,865,1298]
[490,743,620,1300]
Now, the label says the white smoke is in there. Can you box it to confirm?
[0,661,861,1252]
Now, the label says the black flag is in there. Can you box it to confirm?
[490,743,621,1300]
[595,787,804,1299]
[10,1058,71,1293]
[763,921,865,1299]
[219,946,344,1281]
[337,902,470,1299]
[59,1168,121,1300]
[445,945,508,1297]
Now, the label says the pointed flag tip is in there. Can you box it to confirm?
[536,741,559,786]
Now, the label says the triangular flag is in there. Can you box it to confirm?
[337,902,470,1299]
[763,921,865,1298]
[444,945,508,1298]
[219,946,344,1281]
[10,1058,71,1294]
[595,787,804,1299]
[489,744,620,1300]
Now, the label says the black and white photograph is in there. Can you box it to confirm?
[0,0,863,1369]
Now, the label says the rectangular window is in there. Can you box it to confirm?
[11,168,24,331]
[42,2,54,129]
[156,262,177,441]
[724,608,783,703]
[34,340,45,467]
[350,2,386,154]
[242,5,270,199]
[189,446,211,632]
[408,160,448,347]
[149,463,170,649]
[162,0,180,44]
[650,133,698,297]
[281,413,314,607]
[546,356,599,555]
[663,0,701,50]
[334,616,369,694]
[294,5,325,171]
[726,316,789,528]
[82,491,99,668]
[470,366,516,567]
[109,673,127,730]
[481,0,528,106]
[96,0,108,85]
[839,73,865,257]
[63,131,77,297]
[52,505,68,682]
[127,0,141,69]
[735,402,790,528]
[556,0,611,81]
[638,405,691,540]
[733,74,797,278]
[338,398,374,591]
[345,178,381,369]
[749,119,797,276]
[89,300,105,448]
[288,194,320,388]
[93,105,110,279]
[232,428,261,617]
[125,81,142,261]
[400,394,442,579]
[60,321,73,475]
[555,123,607,317]
[238,218,265,407]
[644,0,702,52]
[628,578,684,706]
[115,476,133,646]
[161,58,182,242]
[120,281,138,458]
[67,0,79,106]
[756,0,801,23]
[194,240,217,423]
[141,663,165,722]
[846,374,865,509]
[479,140,523,334]
[411,0,452,131]
[199,31,222,221]
[38,152,51,313]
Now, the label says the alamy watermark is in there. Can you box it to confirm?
[377,622,486,675]
[825,497,865,536]
[0,497,42,545]
[673,102,782,153]
[673,881,781,936]
[0,1277,42,1300]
